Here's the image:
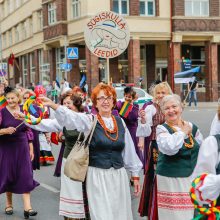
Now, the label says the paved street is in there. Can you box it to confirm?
[0,102,217,220]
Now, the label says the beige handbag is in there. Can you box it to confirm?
[64,117,97,182]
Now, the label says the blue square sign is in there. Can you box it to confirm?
[67,47,78,59]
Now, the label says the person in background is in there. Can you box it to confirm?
[0,87,39,219]
[137,82,172,220]
[188,77,198,107]
[51,81,60,104]
[28,83,35,92]
[0,80,8,110]
[34,85,55,166]
[117,87,143,163]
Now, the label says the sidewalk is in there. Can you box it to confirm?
[184,102,218,108]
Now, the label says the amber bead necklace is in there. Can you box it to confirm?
[97,113,119,142]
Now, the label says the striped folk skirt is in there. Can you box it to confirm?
[157,175,194,220]
[59,158,88,219]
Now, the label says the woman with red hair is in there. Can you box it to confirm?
[37,83,142,220]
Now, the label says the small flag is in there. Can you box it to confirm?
[119,101,133,118]
[0,95,7,109]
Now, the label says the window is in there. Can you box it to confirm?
[29,18,33,36]
[185,0,209,16]
[1,3,5,18]
[2,34,7,49]
[38,10,43,30]
[72,0,80,18]
[9,30,12,46]
[21,22,27,39]
[113,0,129,15]
[48,2,57,25]
[15,26,19,42]
[16,0,21,8]
[140,0,155,16]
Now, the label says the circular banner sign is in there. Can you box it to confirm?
[84,11,130,59]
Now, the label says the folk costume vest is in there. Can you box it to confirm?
[156,123,200,177]
[89,116,125,169]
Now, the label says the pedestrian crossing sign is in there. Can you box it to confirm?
[67,47,78,59]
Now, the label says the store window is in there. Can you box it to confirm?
[140,0,155,16]
[39,49,50,86]
[56,47,65,81]
[113,0,129,15]
[185,0,209,16]
[72,0,80,18]
[118,50,128,83]
[30,53,35,83]
[48,2,57,25]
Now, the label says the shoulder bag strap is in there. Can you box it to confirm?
[87,116,97,145]
[81,115,97,145]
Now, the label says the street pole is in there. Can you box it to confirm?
[107,58,110,85]
[64,35,68,80]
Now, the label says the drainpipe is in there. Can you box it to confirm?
[170,0,174,91]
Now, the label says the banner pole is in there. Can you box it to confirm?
[107,58,110,85]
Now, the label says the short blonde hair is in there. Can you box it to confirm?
[160,94,182,113]
[5,88,22,104]
[153,82,173,98]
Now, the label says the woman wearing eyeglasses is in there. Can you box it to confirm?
[33,83,142,220]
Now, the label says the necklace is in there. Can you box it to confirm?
[97,113,118,142]
[7,106,20,116]
[166,120,194,149]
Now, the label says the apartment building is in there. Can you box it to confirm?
[0,0,219,101]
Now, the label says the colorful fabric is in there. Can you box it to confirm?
[0,96,7,109]
[119,101,133,118]
[190,174,220,220]
[23,96,45,125]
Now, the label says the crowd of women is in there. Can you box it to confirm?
[0,78,220,220]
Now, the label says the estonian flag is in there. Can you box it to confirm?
[174,66,200,84]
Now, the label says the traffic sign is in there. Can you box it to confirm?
[0,63,7,70]
[67,47,78,59]
[60,63,72,71]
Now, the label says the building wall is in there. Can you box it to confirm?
[0,0,219,101]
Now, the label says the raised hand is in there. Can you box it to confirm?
[180,121,192,136]
[139,109,146,124]
[37,97,58,110]
[13,111,25,120]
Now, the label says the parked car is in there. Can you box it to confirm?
[115,87,153,107]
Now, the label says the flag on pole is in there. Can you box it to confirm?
[119,101,133,118]
[174,66,200,84]
[0,95,7,109]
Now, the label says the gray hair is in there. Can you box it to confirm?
[160,94,182,113]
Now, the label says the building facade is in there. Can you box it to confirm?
[0,0,219,101]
